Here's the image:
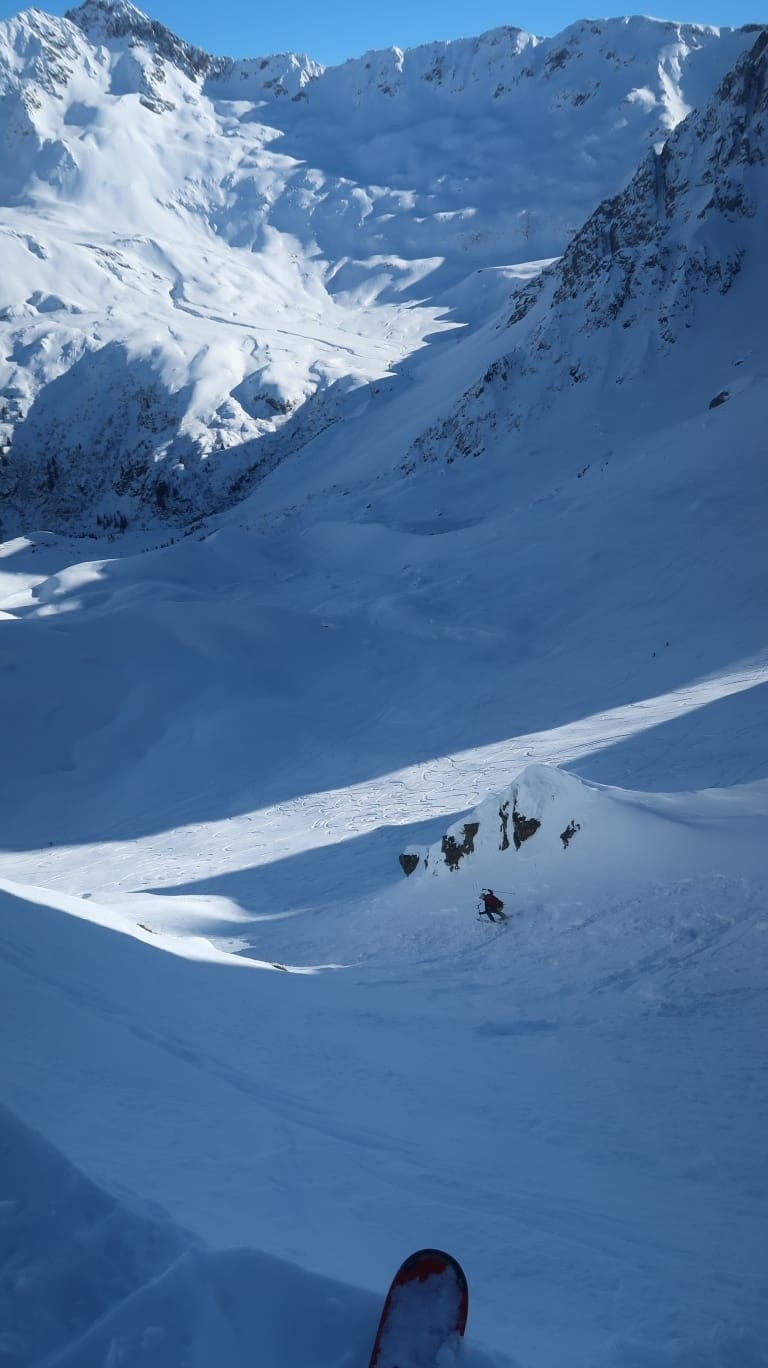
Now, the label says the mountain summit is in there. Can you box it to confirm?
[65,0,213,76]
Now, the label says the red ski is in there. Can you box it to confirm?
[368,1248,469,1368]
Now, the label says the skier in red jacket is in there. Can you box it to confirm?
[479,889,507,922]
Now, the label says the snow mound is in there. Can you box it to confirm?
[402,764,768,890]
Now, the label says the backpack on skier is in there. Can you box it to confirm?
[479,889,506,921]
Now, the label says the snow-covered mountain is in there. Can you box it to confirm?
[0,2,761,534]
[2,11,768,1368]
[408,27,768,465]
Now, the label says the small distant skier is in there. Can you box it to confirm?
[478,889,507,922]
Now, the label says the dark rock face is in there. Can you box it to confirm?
[499,802,511,851]
[399,852,420,877]
[512,805,540,850]
[548,31,767,331]
[560,819,581,849]
[441,822,480,871]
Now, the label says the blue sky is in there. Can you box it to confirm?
[0,0,763,63]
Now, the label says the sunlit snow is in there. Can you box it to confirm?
[1,8,767,1368]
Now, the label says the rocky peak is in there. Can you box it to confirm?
[65,0,212,79]
[63,2,322,98]
[67,0,151,37]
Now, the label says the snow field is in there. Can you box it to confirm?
[1,753,767,1365]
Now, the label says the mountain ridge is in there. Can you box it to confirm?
[0,4,763,537]
[406,28,768,470]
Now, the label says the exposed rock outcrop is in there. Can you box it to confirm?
[407,30,768,471]
[402,765,588,877]
[440,821,480,871]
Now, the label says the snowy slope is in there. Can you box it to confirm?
[0,3,760,533]
[1,1101,455,1368]
[1,14,767,1368]
[1,403,767,1365]
[2,774,767,1367]
[408,29,768,466]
